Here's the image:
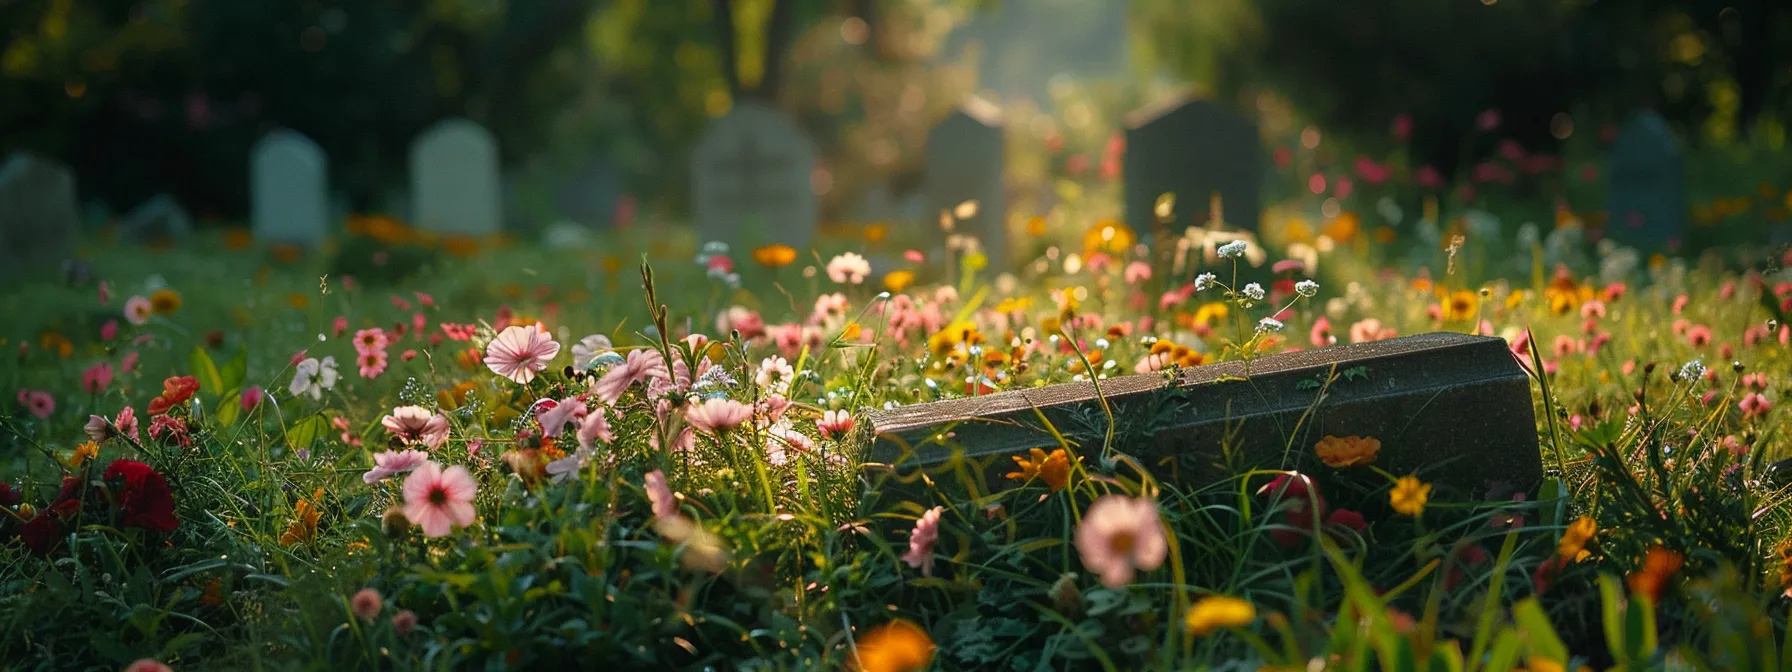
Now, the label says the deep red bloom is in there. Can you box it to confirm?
[1325,508,1367,533]
[146,376,200,416]
[20,513,62,556]
[0,481,18,507]
[103,459,179,533]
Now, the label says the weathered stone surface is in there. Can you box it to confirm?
[691,101,816,250]
[410,118,502,236]
[120,193,193,244]
[251,128,330,245]
[868,332,1540,492]
[0,152,78,273]
[923,97,1007,270]
[1605,110,1686,250]
[1123,95,1263,234]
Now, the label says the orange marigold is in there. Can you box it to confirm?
[853,619,935,672]
[1006,448,1075,492]
[1314,435,1380,468]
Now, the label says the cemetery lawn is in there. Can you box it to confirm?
[3,224,1792,671]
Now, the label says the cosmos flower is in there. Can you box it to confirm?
[484,323,561,384]
[1075,496,1167,588]
[402,462,478,537]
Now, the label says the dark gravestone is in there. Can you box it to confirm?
[554,158,623,228]
[1123,95,1263,235]
[923,97,1008,271]
[868,332,1540,493]
[120,193,194,244]
[1605,111,1686,250]
[691,101,816,249]
[0,152,79,275]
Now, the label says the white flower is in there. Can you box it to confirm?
[1242,283,1266,301]
[1217,240,1248,258]
[756,356,795,394]
[1194,273,1217,291]
[1678,359,1706,383]
[826,252,872,285]
[288,356,340,400]
[571,334,614,370]
[1295,280,1320,298]
[1256,317,1284,334]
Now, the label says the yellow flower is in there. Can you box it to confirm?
[67,441,99,469]
[883,270,915,293]
[1082,219,1136,258]
[994,297,1033,313]
[752,244,798,268]
[864,222,889,243]
[1314,435,1380,468]
[1526,657,1566,672]
[1184,595,1256,636]
[280,491,324,547]
[1441,290,1479,321]
[1322,211,1360,244]
[1389,475,1431,516]
[39,331,73,358]
[1006,448,1074,492]
[1191,302,1230,328]
[288,293,310,309]
[149,288,182,314]
[1557,516,1596,561]
[853,619,935,672]
[1025,216,1047,237]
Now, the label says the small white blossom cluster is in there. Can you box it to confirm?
[1295,280,1320,298]
[1256,317,1284,334]
[1242,283,1266,301]
[1217,240,1248,258]
[1678,359,1706,383]
[1194,273,1217,291]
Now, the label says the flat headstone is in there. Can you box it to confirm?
[869,332,1540,493]
[691,101,817,250]
[251,129,330,245]
[121,193,194,244]
[924,97,1008,270]
[0,152,78,273]
[1605,111,1685,250]
[1123,95,1263,235]
[410,118,502,236]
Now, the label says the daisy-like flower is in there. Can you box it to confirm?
[353,328,389,355]
[1389,475,1432,516]
[1741,393,1773,420]
[826,252,872,284]
[765,425,815,465]
[593,349,667,404]
[484,323,561,384]
[363,449,430,484]
[1074,495,1167,588]
[1184,596,1257,637]
[401,461,478,537]
[85,414,112,442]
[644,469,678,520]
[756,356,795,394]
[357,349,389,378]
[570,334,614,370]
[817,409,855,439]
[1315,435,1380,468]
[124,296,153,325]
[1256,317,1284,334]
[1194,273,1218,291]
[578,407,615,449]
[288,356,341,400]
[381,406,450,449]
[902,506,945,576]
[19,390,54,419]
[686,398,752,434]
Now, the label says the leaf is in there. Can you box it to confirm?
[214,393,241,428]
[1343,365,1369,381]
[286,415,328,454]
[189,347,223,397]
[1511,599,1568,663]
[1296,379,1322,390]
[220,346,248,393]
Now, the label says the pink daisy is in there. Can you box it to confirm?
[685,398,752,434]
[593,349,668,405]
[124,296,153,325]
[484,323,560,384]
[357,349,389,378]
[364,449,431,483]
[902,506,945,576]
[1075,495,1168,589]
[817,409,855,440]
[353,328,389,355]
[401,461,477,537]
[381,406,450,449]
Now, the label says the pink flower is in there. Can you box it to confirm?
[1741,393,1773,420]
[535,397,587,437]
[391,610,418,636]
[716,306,766,341]
[1348,318,1395,343]
[353,328,389,355]
[85,414,112,442]
[577,408,614,449]
[764,426,815,465]
[1414,166,1444,190]
[1685,324,1712,348]
[123,296,152,325]
[124,660,172,672]
[121,351,139,372]
[1476,109,1501,131]
[1075,496,1167,588]
[593,349,667,405]
[18,390,54,418]
[332,316,348,337]
[364,449,430,484]
[402,461,478,537]
[241,385,265,411]
[115,406,139,441]
[382,406,450,449]
[902,506,945,576]
[351,587,383,622]
[1309,317,1335,347]
[82,361,115,393]
[484,323,560,384]
[817,409,855,440]
[644,469,678,520]
[825,252,871,284]
[1123,261,1152,284]
[100,319,118,341]
[148,414,190,446]
[98,281,111,304]
[357,349,388,378]
[685,398,752,434]
[1391,114,1413,141]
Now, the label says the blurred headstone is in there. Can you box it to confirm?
[542,220,597,249]
[121,194,194,244]
[554,158,624,228]
[1605,111,1686,250]
[0,152,78,273]
[1124,95,1263,235]
[251,129,329,245]
[691,101,816,249]
[410,118,501,235]
[924,97,1008,270]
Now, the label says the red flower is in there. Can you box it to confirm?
[147,376,200,416]
[1325,508,1367,533]
[103,459,179,533]
[20,513,62,556]
[0,480,18,507]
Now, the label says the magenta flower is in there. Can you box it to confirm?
[115,406,139,441]
[381,406,450,449]
[1075,496,1167,589]
[685,398,752,434]
[363,449,431,484]
[17,390,54,419]
[1741,393,1773,420]
[241,385,265,412]
[401,461,478,537]
[902,506,945,576]
[357,349,389,378]
[124,296,152,325]
[485,323,560,384]
[82,361,114,393]
[100,320,118,341]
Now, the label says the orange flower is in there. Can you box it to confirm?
[853,619,935,672]
[1082,219,1136,258]
[442,235,480,257]
[223,229,254,250]
[439,381,478,409]
[288,293,310,309]
[1557,516,1596,561]
[1314,435,1380,468]
[280,490,324,546]
[39,331,73,358]
[883,270,915,293]
[864,222,889,243]
[1323,211,1360,244]
[271,244,303,263]
[753,244,798,268]
[1025,216,1047,237]
[150,288,182,314]
[1626,546,1683,603]
[1006,448,1074,492]
[67,441,100,469]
